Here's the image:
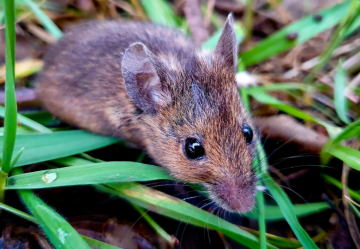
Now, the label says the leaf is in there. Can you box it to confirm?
[21,0,63,39]
[332,119,360,144]
[244,202,330,221]
[10,147,24,168]
[326,145,360,171]
[2,0,17,174]
[322,174,360,203]
[0,106,52,133]
[256,192,267,249]
[6,162,171,189]
[0,200,122,249]
[263,173,318,249]
[140,0,181,27]
[334,60,351,124]
[240,1,352,66]
[98,182,277,249]
[14,168,90,249]
[0,130,119,167]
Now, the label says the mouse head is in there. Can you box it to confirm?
[122,14,257,213]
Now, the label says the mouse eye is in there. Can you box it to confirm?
[242,124,253,144]
[184,138,205,160]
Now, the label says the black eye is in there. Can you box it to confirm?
[242,124,253,144]
[184,138,205,160]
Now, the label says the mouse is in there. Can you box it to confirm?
[35,14,258,213]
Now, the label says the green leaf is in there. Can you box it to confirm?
[21,0,63,39]
[334,60,351,124]
[14,168,90,249]
[201,23,245,51]
[332,119,360,144]
[0,130,119,167]
[246,88,316,122]
[2,0,17,174]
[256,192,267,249]
[98,182,277,249]
[349,202,360,218]
[244,202,330,221]
[0,106,52,133]
[327,145,360,171]
[6,162,171,189]
[140,0,180,27]
[322,174,360,202]
[20,111,61,127]
[10,147,24,168]
[0,200,122,249]
[264,173,318,249]
[240,1,352,66]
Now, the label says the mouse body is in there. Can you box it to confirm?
[36,15,257,213]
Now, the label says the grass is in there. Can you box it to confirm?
[1,0,360,248]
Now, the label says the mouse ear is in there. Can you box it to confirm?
[122,42,171,114]
[213,13,238,73]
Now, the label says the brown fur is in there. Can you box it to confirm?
[36,17,257,213]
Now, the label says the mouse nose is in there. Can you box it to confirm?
[215,181,256,213]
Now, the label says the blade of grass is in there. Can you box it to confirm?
[307,0,360,82]
[2,0,17,174]
[244,202,330,221]
[334,60,351,124]
[98,182,277,249]
[51,156,276,248]
[349,201,360,218]
[5,162,171,189]
[240,1,352,66]
[0,130,119,167]
[0,198,122,249]
[21,0,62,39]
[0,106,52,133]
[13,167,91,249]
[263,173,318,249]
[326,145,360,171]
[322,174,360,202]
[256,192,266,249]
[140,0,180,27]
[20,111,60,126]
[131,204,173,245]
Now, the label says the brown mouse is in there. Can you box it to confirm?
[35,14,258,213]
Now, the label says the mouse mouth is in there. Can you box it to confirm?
[205,180,256,213]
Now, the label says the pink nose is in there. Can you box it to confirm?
[215,182,256,213]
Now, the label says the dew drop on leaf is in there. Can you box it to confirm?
[42,171,57,183]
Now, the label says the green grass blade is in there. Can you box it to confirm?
[81,236,122,249]
[246,88,316,122]
[0,201,38,223]
[0,130,119,167]
[131,204,173,244]
[244,202,330,221]
[10,147,24,168]
[326,145,360,171]
[322,174,360,202]
[256,192,266,249]
[334,60,351,124]
[20,111,60,126]
[6,162,171,189]
[263,173,318,249]
[0,200,122,249]
[240,1,351,66]
[2,0,17,174]
[349,202,360,218]
[98,182,277,249]
[52,157,275,248]
[332,119,360,144]
[21,0,63,39]
[13,168,90,249]
[0,106,52,133]
[140,0,180,27]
